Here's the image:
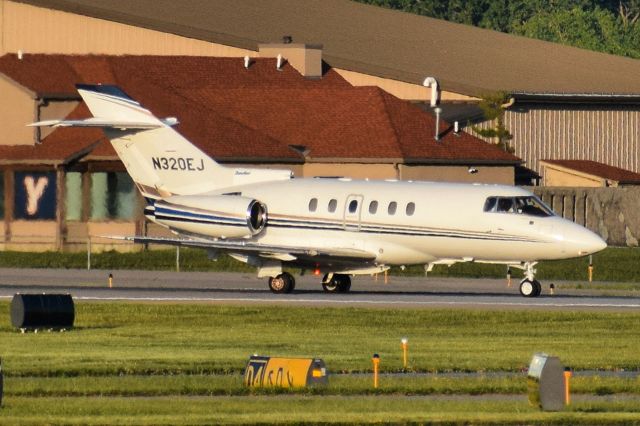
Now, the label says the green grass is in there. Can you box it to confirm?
[5,374,640,397]
[0,246,639,282]
[2,396,640,425]
[1,303,640,376]
[1,303,640,424]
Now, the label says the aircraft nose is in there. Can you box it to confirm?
[571,227,607,256]
[563,223,607,256]
[585,232,607,255]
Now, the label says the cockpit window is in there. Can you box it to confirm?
[484,196,553,217]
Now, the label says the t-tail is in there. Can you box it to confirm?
[30,84,291,199]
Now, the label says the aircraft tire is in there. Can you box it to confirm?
[322,274,351,293]
[532,280,542,297]
[321,279,339,293]
[269,273,295,294]
[336,274,351,293]
[519,279,537,297]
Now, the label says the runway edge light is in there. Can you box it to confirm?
[401,338,408,370]
[372,353,380,388]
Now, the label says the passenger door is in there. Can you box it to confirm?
[343,194,364,232]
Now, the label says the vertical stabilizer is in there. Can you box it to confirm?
[76,85,237,198]
[30,85,293,198]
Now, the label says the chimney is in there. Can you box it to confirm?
[258,38,323,79]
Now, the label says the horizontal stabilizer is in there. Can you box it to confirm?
[28,117,178,129]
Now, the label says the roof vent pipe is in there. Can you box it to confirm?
[244,56,251,69]
[454,121,460,135]
[276,54,283,71]
[422,77,439,107]
[434,107,442,141]
[17,50,23,60]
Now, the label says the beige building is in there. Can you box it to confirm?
[540,160,640,187]
[0,54,518,251]
[3,0,640,184]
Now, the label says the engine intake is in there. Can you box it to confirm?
[151,195,268,239]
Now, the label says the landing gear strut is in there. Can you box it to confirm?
[268,272,295,294]
[322,274,351,293]
[518,262,541,298]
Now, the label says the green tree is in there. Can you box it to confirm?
[512,7,639,56]
[472,92,514,153]
[354,0,640,59]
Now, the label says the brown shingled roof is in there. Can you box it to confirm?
[541,160,640,184]
[0,54,519,165]
[13,0,640,96]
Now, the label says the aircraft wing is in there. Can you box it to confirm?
[104,235,377,262]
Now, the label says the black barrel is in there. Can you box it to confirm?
[10,294,74,329]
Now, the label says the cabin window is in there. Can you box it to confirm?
[369,201,378,214]
[406,202,415,216]
[328,199,337,213]
[514,196,554,217]
[388,201,397,215]
[348,199,358,213]
[484,196,553,217]
[483,197,497,213]
[308,198,318,212]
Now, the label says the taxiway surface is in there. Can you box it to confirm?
[0,268,638,311]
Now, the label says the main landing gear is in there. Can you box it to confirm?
[268,272,295,294]
[321,274,351,293]
[518,262,542,298]
[267,272,352,294]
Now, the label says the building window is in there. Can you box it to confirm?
[369,200,378,214]
[14,171,56,220]
[308,198,318,212]
[406,202,415,216]
[65,172,83,221]
[0,172,4,219]
[328,199,337,213]
[348,199,358,213]
[388,201,397,215]
[90,172,136,220]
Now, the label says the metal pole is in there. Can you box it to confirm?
[87,237,91,270]
[176,246,180,272]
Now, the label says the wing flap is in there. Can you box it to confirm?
[103,235,377,261]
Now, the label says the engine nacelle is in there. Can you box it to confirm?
[151,194,267,239]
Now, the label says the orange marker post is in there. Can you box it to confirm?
[372,354,380,388]
[401,338,408,370]
[564,369,572,405]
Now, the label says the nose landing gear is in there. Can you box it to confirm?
[518,262,542,298]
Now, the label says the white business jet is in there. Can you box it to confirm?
[31,85,607,297]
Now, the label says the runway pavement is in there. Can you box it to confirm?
[0,268,639,311]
